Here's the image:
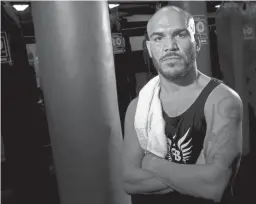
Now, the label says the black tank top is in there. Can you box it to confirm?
[163,78,220,164]
[132,78,233,204]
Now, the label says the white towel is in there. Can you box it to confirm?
[134,75,206,163]
[134,75,168,158]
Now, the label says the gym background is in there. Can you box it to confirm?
[1,1,256,204]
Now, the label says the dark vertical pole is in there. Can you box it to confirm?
[216,4,250,155]
[230,14,250,155]
[1,3,49,204]
[32,1,130,204]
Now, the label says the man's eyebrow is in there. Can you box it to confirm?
[149,32,165,38]
[172,28,189,35]
[149,28,189,39]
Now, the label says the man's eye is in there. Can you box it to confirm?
[154,36,163,41]
[177,32,187,38]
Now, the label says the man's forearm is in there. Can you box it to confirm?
[123,165,171,195]
[146,157,221,200]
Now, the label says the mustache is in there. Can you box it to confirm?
[160,53,182,62]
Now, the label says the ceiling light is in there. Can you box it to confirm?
[215,5,220,8]
[109,4,119,9]
[13,5,29,11]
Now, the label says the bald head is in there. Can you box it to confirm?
[147,6,195,40]
[144,6,198,81]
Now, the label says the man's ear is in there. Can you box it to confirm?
[194,33,201,52]
[146,41,153,58]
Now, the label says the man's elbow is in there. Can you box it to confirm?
[123,177,133,195]
[123,173,136,195]
[204,173,230,202]
[123,183,135,195]
[204,183,226,202]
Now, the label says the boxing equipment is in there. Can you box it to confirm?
[216,2,256,155]
[32,1,130,204]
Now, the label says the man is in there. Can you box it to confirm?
[123,6,242,204]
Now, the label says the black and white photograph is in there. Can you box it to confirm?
[1,1,256,204]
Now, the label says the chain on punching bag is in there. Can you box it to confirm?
[32,1,130,204]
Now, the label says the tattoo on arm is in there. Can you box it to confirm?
[207,96,242,168]
[217,96,242,122]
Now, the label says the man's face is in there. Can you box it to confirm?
[147,9,197,80]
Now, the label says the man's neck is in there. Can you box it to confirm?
[159,66,200,97]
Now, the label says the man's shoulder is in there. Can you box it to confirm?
[125,97,138,122]
[128,97,138,112]
[208,83,242,107]
[205,82,243,122]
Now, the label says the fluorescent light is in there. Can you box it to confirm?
[109,4,119,9]
[215,5,220,8]
[13,5,29,11]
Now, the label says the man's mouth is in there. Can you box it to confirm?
[162,56,180,62]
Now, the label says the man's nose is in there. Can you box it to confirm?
[164,38,179,52]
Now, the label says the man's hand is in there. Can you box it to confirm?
[142,152,174,194]
[123,98,172,195]
[141,152,159,172]
[143,187,174,195]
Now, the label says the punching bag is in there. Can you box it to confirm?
[168,1,212,76]
[32,1,130,204]
[216,2,256,155]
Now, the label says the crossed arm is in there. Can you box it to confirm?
[123,98,172,195]
[123,91,243,201]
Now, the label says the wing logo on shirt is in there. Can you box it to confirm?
[166,128,192,163]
